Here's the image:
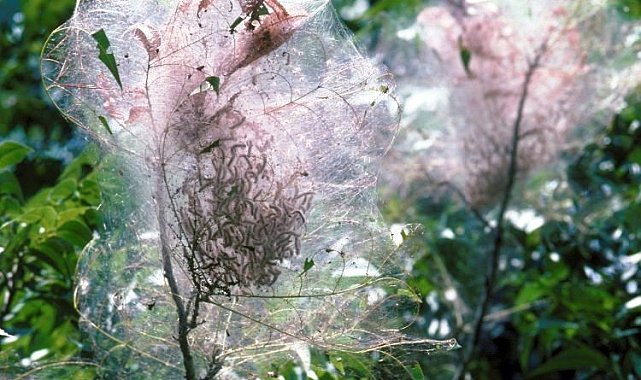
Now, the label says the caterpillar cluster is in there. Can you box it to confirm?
[172,93,313,294]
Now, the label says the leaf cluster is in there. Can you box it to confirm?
[381,89,641,379]
[0,142,101,376]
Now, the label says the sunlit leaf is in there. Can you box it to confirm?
[330,356,344,375]
[410,363,425,380]
[397,288,422,304]
[49,178,77,204]
[0,141,32,171]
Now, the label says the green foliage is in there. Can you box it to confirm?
[0,144,101,375]
[276,350,405,380]
[380,88,641,379]
[514,90,641,379]
[0,0,76,141]
[526,346,609,378]
[614,0,641,19]
[0,141,33,169]
[331,0,430,46]
[1,0,97,374]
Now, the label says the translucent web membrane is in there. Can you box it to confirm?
[381,0,640,207]
[42,0,457,377]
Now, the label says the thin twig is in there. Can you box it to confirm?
[155,167,197,380]
[434,179,492,230]
[458,42,547,379]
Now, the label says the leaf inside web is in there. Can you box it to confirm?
[204,76,220,95]
[91,29,122,90]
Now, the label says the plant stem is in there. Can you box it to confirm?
[436,180,492,229]
[458,45,545,379]
[155,167,197,380]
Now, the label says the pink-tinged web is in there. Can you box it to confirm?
[42,0,457,377]
[380,0,641,208]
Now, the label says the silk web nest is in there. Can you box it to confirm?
[42,0,457,378]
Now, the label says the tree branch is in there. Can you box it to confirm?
[458,43,547,379]
[434,179,492,230]
[155,166,197,380]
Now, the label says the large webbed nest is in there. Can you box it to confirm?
[42,0,456,378]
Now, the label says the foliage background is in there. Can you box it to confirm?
[1,0,99,376]
[1,0,641,379]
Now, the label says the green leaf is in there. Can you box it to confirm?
[458,36,472,76]
[58,207,92,224]
[276,361,300,380]
[92,29,123,89]
[34,238,73,275]
[60,144,100,180]
[229,16,244,33]
[629,147,641,164]
[317,372,335,380]
[49,178,77,204]
[78,177,101,205]
[363,0,424,18]
[304,258,314,271]
[519,334,535,371]
[0,171,23,198]
[18,206,58,227]
[205,76,220,95]
[56,219,92,247]
[330,356,345,375]
[527,347,609,378]
[617,0,641,19]
[0,140,32,171]
[98,116,113,135]
[257,4,269,16]
[199,139,221,154]
[516,282,546,306]
[397,288,422,304]
[0,196,22,217]
[410,363,425,380]
[300,257,315,276]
